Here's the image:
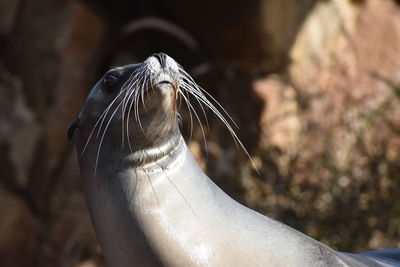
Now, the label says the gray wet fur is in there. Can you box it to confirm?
[72,53,400,267]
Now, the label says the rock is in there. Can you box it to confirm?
[250,0,400,250]
[0,188,41,267]
[0,1,107,266]
[0,64,39,187]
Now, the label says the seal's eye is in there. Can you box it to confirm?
[103,74,118,92]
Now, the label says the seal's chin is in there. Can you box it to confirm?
[153,81,178,112]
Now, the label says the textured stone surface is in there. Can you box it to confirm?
[0,0,106,266]
[250,0,400,251]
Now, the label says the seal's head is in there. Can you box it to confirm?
[70,53,182,163]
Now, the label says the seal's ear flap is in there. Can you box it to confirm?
[67,117,80,140]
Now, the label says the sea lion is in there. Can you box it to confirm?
[69,53,400,266]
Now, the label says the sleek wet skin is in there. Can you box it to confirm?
[70,53,400,266]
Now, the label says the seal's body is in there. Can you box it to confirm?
[70,53,400,267]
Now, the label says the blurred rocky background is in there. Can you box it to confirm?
[0,0,399,266]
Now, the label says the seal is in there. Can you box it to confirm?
[69,53,400,267]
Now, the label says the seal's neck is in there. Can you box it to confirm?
[123,128,182,167]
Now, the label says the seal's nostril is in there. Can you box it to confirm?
[152,53,167,68]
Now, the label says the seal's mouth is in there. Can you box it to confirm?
[157,81,173,86]
[152,70,179,97]
[155,80,177,91]
[153,69,179,89]
[156,80,174,87]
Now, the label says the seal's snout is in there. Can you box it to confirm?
[146,53,179,73]
[145,53,180,92]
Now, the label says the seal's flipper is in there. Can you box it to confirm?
[67,118,80,140]
[358,248,400,266]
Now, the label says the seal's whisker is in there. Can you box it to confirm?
[140,72,149,109]
[124,76,142,121]
[179,67,239,129]
[96,87,129,139]
[99,73,140,134]
[129,74,142,124]
[135,75,147,135]
[185,86,239,145]
[137,71,151,133]
[94,100,124,175]
[122,84,135,147]
[180,82,210,129]
[80,109,109,157]
[133,69,147,123]
[81,87,129,157]
[180,83,211,158]
[133,85,140,123]
[166,169,198,220]
[121,69,143,147]
[132,169,140,199]
[145,169,161,208]
[126,91,136,153]
[141,68,153,117]
[180,80,236,140]
[178,67,259,174]
[129,67,145,120]
[179,90,193,141]
[145,70,154,104]
[179,91,207,153]
[126,68,150,151]
[126,78,144,152]
[96,75,138,154]
[121,90,133,148]
[154,149,199,220]
[181,83,210,132]
[181,89,194,141]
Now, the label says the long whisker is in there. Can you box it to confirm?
[180,83,210,132]
[179,66,239,128]
[80,86,129,157]
[146,170,160,207]
[134,71,148,135]
[179,91,207,153]
[182,89,194,141]
[94,100,124,175]
[137,69,151,134]
[127,69,148,152]
[155,142,199,220]
[181,81,238,144]
[96,87,130,139]
[178,66,259,175]
[121,69,143,147]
